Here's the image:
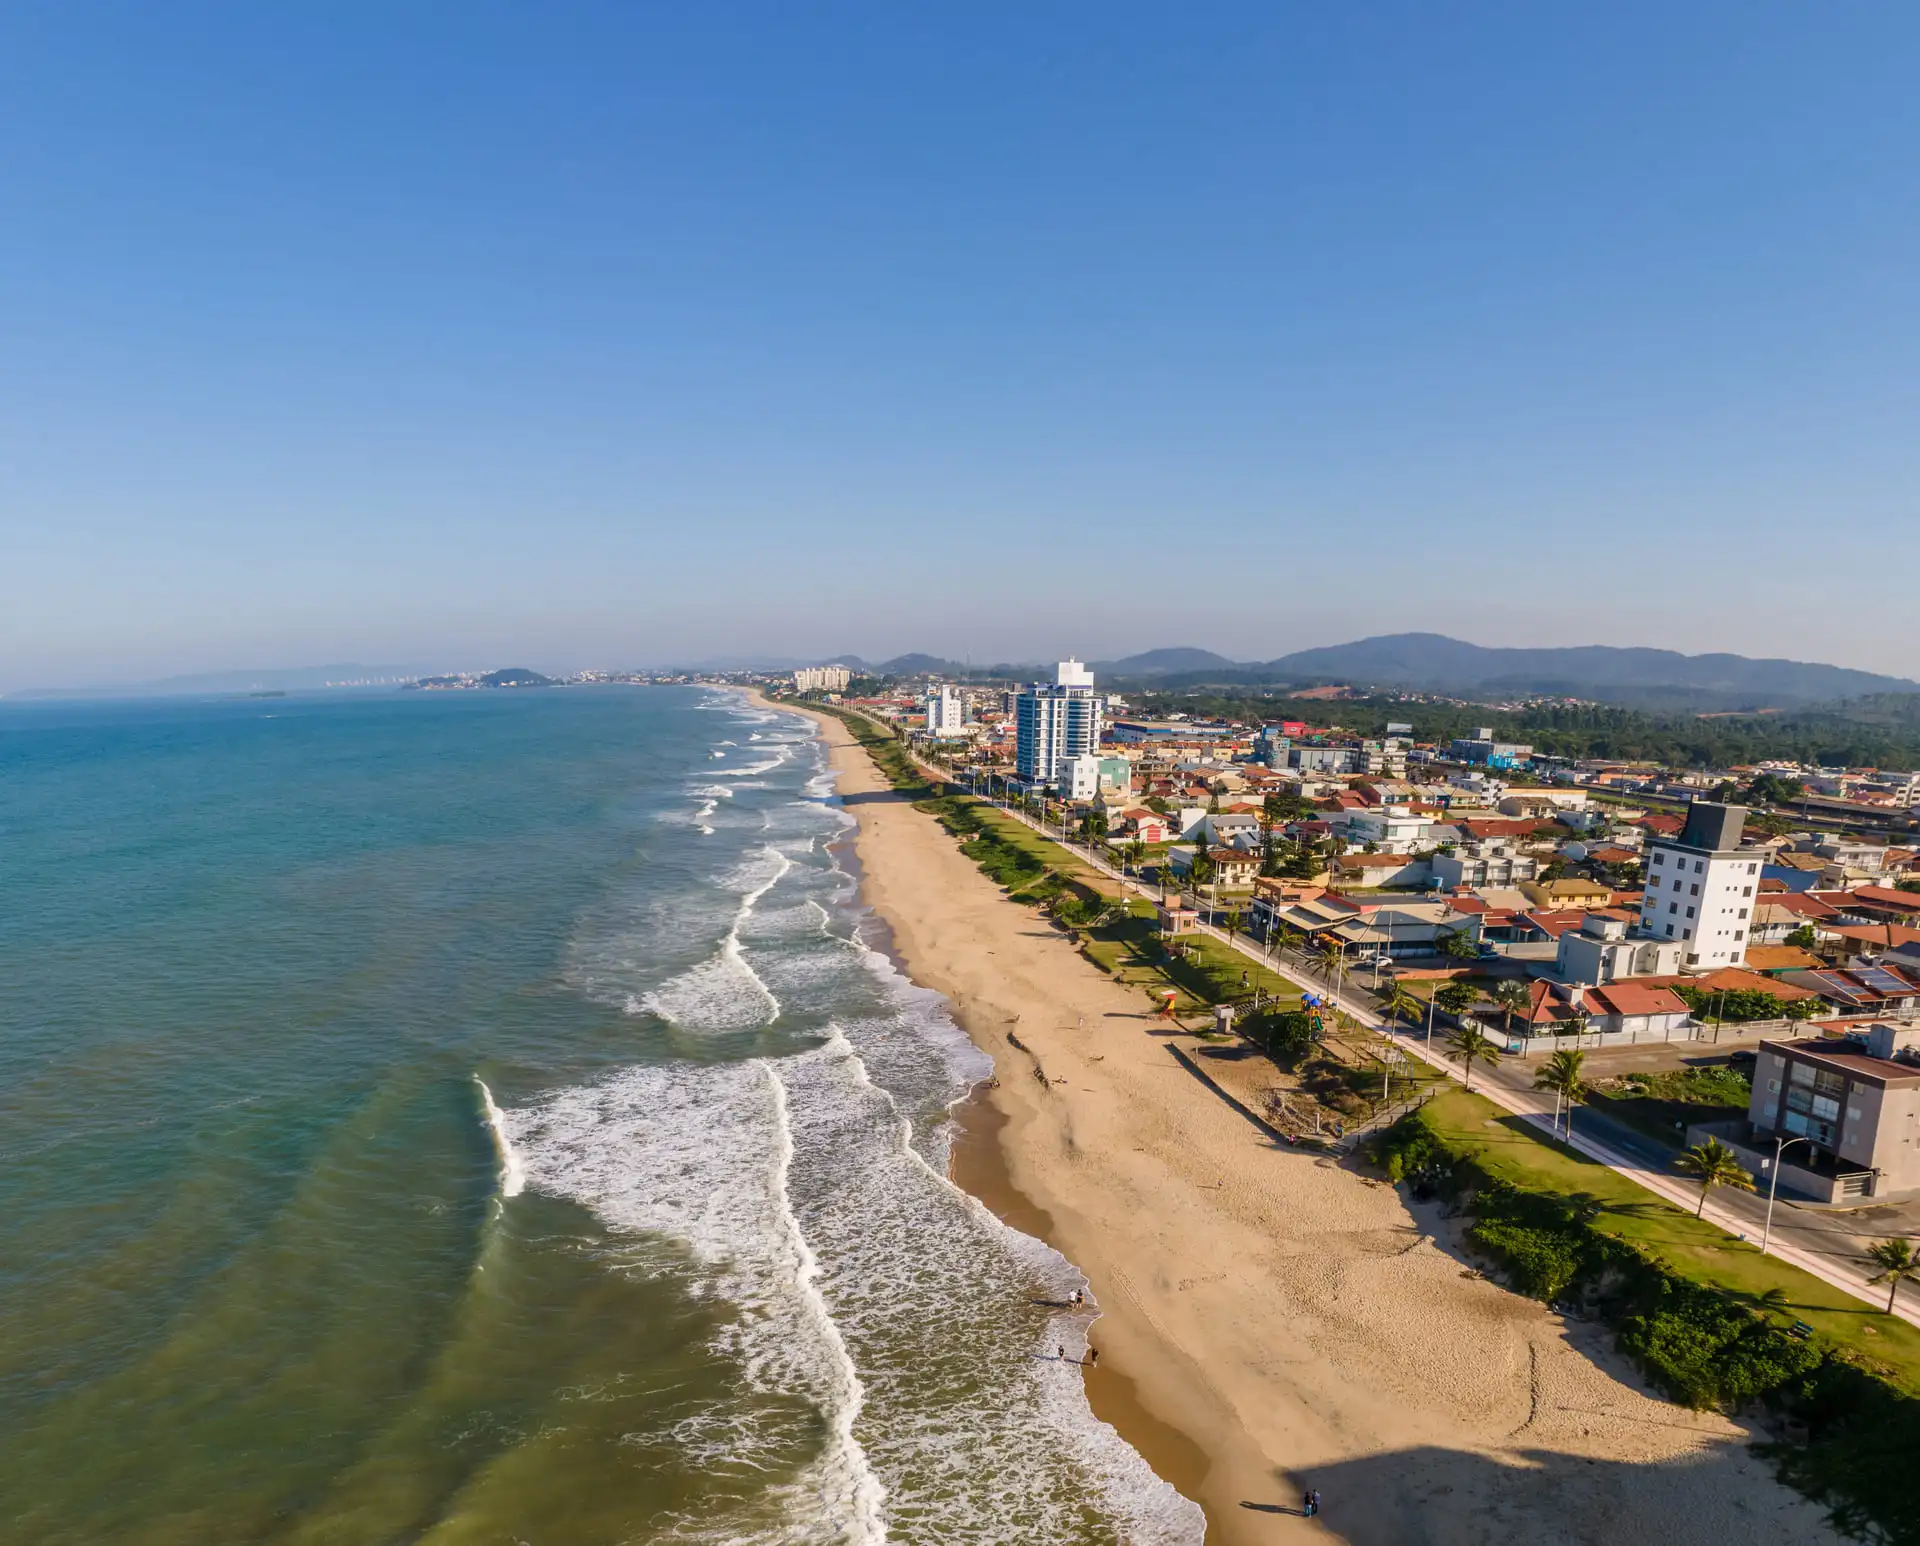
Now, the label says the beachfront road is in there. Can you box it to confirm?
[888,733,1920,1330]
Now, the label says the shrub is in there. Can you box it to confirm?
[1620,1279,1823,1410]
[1469,1219,1584,1300]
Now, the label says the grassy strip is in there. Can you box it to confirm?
[816,707,1449,1121]
[1379,1090,1920,1543]
[816,706,1323,1011]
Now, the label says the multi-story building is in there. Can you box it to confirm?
[1637,802,1761,969]
[923,686,965,737]
[1747,1025,1920,1200]
[1289,744,1365,775]
[1450,731,1534,769]
[1015,660,1104,787]
[1361,739,1410,778]
[1429,839,1540,891]
[1341,806,1433,854]
[793,664,852,693]
[1556,914,1687,985]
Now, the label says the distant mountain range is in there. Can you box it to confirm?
[841,636,1919,711]
[22,636,1913,711]
[1101,636,1920,709]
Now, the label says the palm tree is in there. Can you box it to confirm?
[1675,1137,1755,1218]
[1491,981,1531,1040]
[1533,1048,1587,1138]
[1379,980,1420,1030]
[1315,936,1345,984]
[1865,1238,1919,1315]
[1450,1024,1498,1091]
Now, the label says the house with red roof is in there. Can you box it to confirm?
[1582,981,1693,1038]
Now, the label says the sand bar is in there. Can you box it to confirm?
[765,694,1839,1546]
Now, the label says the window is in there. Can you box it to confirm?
[1664,922,1675,936]
[1738,908,1748,920]
[1653,851,1665,866]
[1695,860,1705,873]
[1690,883,1699,896]
[1673,879,1684,892]
[1743,885,1753,897]
[1686,906,1695,918]
[1734,930,1744,941]
[1670,902,1679,914]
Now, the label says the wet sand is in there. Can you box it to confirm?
[763,693,1840,1545]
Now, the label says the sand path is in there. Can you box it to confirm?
[778,698,1837,1546]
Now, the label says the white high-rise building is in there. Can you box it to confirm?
[1015,660,1103,788]
[924,686,965,737]
[792,664,851,694]
[1637,802,1762,969]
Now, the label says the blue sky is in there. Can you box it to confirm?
[4,3,1918,689]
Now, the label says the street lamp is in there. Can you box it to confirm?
[1760,1134,1817,1257]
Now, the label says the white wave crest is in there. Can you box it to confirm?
[473,1076,526,1198]
[499,1058,888,1543]
[640,847,792,1032]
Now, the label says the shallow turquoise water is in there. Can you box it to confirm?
[0,687,1203,1545]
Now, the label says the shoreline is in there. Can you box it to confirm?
[748,689,1841,1546]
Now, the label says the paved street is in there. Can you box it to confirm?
[898,735,1920,1326]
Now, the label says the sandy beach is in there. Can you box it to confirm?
[768,694,1839,1546]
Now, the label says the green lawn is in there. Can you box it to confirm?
[1414,1089,1920,1393]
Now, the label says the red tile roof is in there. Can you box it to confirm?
[1826,924,1920,950]
[1846,885,1920,914]
[1587,982,1690,1018]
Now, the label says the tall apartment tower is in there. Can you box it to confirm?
[1636,802,1762,969]
[1015,660,1103,786]
[924,686,965,736]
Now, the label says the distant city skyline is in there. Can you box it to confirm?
[6,5,1919,692]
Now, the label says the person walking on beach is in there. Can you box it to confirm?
[1085,1346,1099,1368]
[1302,1488,1315,1517]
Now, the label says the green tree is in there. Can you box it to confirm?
[1865,1238,1920,1315]
[1188,844,1216,887]
[1449,1023,1498,1091]
[1490,980,1532,1039]
[1676,1137,1755,1218]
[1379,980,1420,1029]
[1784,924,1818,950]
[1439,929,1479,962]
[1533,1047,1587,1137]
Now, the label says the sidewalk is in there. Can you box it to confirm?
[900,737,1920,1329]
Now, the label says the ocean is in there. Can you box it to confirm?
[0,685,1205,1545]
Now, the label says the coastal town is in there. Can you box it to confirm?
[759,659,1920,1370]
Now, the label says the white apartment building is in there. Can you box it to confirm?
[1060,753,1102,802]
[1430,839,1539,891]
[1637,802,1761,969]
[1015,660,1104,787]
[793,664,852,693]
[1341,806,1433,855]
[923,686,965,737]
